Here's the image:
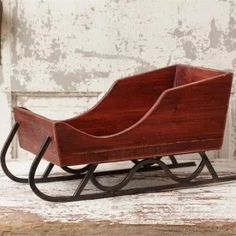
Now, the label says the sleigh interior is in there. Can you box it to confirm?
[14,64,233,167]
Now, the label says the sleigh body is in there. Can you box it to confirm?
[14,64,232,166]
[1,64,233,202]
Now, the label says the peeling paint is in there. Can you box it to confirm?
[0,0,236,159]
[209,19,222,48]
[0,66,3,85]
[232,58,236,69]
[51,70,110,90]
[172,20,192,38]
[7,0,236,91]
[182,40,197,60]
[224,17,236,52]
[172,21,185,38]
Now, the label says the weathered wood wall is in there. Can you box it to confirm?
[0,0,235,159]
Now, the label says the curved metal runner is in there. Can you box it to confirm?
[91,157,205,192]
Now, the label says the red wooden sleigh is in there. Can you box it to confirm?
[0,64,234,202]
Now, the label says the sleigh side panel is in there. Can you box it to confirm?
[14,107,60,165]
[137,73,233,151]
[54,73,233,166]
[66,65,176,136]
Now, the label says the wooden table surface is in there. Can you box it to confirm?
[1,157,236,235]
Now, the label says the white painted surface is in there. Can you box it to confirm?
[0,0,235,159]
[1,158,236,225]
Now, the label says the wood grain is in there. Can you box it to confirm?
[14,65,233,166]
[14,107,60,165]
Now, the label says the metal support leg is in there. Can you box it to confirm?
[199,152,219,180]
[73,164,97,197]
[169,155,178,166]
[0,123,28,183]
[28,137,98,202]
[42,163,54,178]
[28,136,65,202]
[0,123,82,184]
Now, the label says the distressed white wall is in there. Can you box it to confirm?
[0,0,235,159]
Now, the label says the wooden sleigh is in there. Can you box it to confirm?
[0,64,234,202]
